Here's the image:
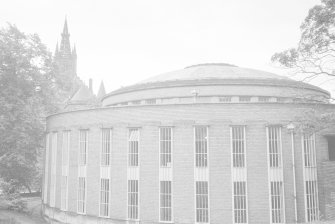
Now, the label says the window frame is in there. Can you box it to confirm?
[127,179,139,220]
[99,178,110,217]
[101,128,112,167]
[194,126,208,168]
[43,133,50,204]
[159,127,173,168]
[128,129,139,167]
[195,181,209,223]
[159,180,173,222]
[79,129,88,166]
[267,126,282,168]
[231,126,246,168]
[233,181,248,224]
[77,177,86,214]
[270,181,284,223]
[302,133,319,222]
[60,130,70,211]
[50,132,58,207]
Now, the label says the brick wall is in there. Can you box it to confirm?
[319,161,335,220]
[43,103,335,224]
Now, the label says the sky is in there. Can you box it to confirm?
[1,0,331,94]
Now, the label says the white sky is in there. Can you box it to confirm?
[2,0,333,95]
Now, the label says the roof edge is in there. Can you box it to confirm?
[102,78,330,101]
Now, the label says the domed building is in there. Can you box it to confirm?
[43,63,335,224]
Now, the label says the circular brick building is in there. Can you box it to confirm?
[43,64,335,224]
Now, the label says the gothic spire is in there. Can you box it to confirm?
[63,17,69,34]
[60,17,71,56]
[54,42,59,56]
[97,81,106,99]
[72,44,77,58]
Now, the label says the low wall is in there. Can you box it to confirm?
[43,205,126,224]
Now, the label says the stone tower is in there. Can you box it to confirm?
[54,18,78,91]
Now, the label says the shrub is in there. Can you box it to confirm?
[0,179,27,211]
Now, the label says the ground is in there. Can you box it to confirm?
[0,198,334,224]
[0,197,46,224]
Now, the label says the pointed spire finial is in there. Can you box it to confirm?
[55,41,59,55]
[72,44,77,56]
[63,16,69,35]
[97,81,106,99]
[60,16,71,55]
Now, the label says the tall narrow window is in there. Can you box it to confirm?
[79,130,88,166]
[195,126,208,167]
[160,127,172,167]
[303,134,319,222]
[61,131,70,211]
[232,126,245,168]
[62,131,70,167]
[128,180,139,220]
[268,127,281,168]
[100,178,110,217]
[61,176,68,210]
[233,181,247,223]
[306,180,318,222]
[303,134,317,168]
[77,177,86,214]
[101,128,112,166]
[267,126,285,223]
[196,181,209,223]
[270,181,284,223]
[231,126,248,223]
[50,132,58,207]
[43,133,50,204]
[128,129,139,167]
[160,181,172,222]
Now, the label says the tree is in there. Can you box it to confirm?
[271,0,335,82]
[271,0,335,135]
[0,24,58,193]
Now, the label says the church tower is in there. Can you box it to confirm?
[54,18,77,88]
[54,18,103,111]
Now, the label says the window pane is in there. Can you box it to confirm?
[78,177,86,213]
[160,181,172,222]
[233,181,247,223]
[270,181,284,223]
[232,126,245,168]
[101,129,112,166]
[195,127,208,168]
[267,127,281,168]
[160,127,172,167]
[100,178,110,217]
[79,130,88,166]
[196,181,209,223]
[128,180,139,220]
[128,129,139,167]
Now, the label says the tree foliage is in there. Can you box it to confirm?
[272,0,335,81]
[0,24,58,192]
[271,0,335,132]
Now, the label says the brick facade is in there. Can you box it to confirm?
[43,102,335,224]
[42,63,335,224]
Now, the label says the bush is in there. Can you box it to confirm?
[0,179,27,211]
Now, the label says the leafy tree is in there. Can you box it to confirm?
[0,24,58,193]
[271,0,335,136]
[271,0,335,82]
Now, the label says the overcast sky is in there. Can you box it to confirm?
[2,0,331,94]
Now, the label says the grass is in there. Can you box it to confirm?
[0,218,20,224]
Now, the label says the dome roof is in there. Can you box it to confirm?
[103,63,329,103]
[138,63,290,84]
